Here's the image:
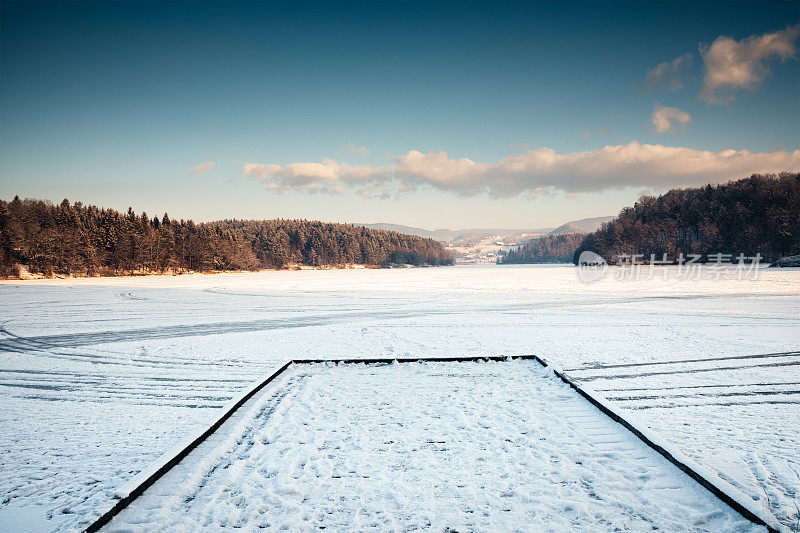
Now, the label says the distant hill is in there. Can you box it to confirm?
[549,216,615,235]
[360,216,613,244]
[358,223,445,240]
[358,224,553,243]
[573,173,800,264]
[548,223,586,235]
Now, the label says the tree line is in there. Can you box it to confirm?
[573,172,800,264]
[0,196,453,277]
[497,233,586,264]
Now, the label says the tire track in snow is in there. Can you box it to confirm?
[0,309,455,352]
[626,399,800,409]
[565,350,800,372]
[597,381,800,392]
[573,360,800,382]
[0,327,255,369]
[607,389,800,402]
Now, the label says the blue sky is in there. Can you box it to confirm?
[1,1,798,229]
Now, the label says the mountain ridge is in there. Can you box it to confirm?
[359,216,613,243]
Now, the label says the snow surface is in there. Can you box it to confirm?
[105,360,762,532]
[0,265,798,531]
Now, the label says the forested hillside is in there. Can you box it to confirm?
[573,173,800,263]
[0,197,452,277]
[498,233,586,263]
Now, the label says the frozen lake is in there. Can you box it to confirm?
[0,264,798,531]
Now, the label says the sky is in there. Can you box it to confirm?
[1,1,798,230]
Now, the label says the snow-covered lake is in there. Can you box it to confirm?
[0,264,798,531]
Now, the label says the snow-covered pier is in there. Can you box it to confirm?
[99,359,766,531]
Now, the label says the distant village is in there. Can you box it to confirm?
[450,235,527,264]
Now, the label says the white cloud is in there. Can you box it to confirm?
[241,159,380,193]
[651,104,692,133]
[342,143,371,157]
[645,53,693,92]
[700,24,800,104]
[241,142,800,198]
[191,161,215,174]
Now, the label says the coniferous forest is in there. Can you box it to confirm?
[498,233,586,264]
[573,173,800,264]
[0,197,453,277]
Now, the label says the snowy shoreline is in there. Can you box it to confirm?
[0,263,382,283]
